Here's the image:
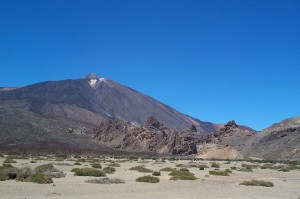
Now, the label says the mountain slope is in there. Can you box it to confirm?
[0,74,217,132]
[196,118,300,160]
[244,117,300,160]
[0,101,112,154]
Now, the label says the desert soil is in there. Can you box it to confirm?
[0,156,299,199]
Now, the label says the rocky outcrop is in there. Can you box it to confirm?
[92,117,200,155]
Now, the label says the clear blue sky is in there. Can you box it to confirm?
[0,0,299,130]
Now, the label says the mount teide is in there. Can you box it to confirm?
[0,74,222,153]
[0,74,217,132]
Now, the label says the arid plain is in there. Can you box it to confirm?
[0,155,300,199]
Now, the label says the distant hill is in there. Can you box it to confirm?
[196,118,300,160]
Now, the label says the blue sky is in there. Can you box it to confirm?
[0,0,299,130]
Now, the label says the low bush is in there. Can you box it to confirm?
[72,168,105,177]
[15,167,32,181]
[91,163,102,169]
[180,168,189,172]
[103,167,116,174]
[76,158,86,163]
[3,158,17,164]
[209,170,230,176]
[86,177,124,184]
[108,163,121,167]
[35,163,56,173]
[211,162,220,168]
[2,163,13,168]
[129,156,139,161]
[260,164,274,169]
[160,167,177,172]
[239,180,274,187]
[136,175,159,183]
[241,164,259,169]
[129,165,152,173]
[238,167,253,172]
[25,173,53,184]
[152,171,161,176]
[0,165,32,181]
[44,170,65,178]
[198,165,208,170]
[6,154,29,160]
[276,163,300,172]
[169,170,197,180]
[74,162,82,165]
[71,168,80,173]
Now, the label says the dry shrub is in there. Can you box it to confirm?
[240,180,274,187]
[136,175,159,183]
[169,170,197,180]
[129,165,152,173]
[86,177,124,184]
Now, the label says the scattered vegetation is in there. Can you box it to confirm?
[129,165,152,173]
[224,161,231,164]
[5,154,29,160]
[198,164,209,170]
[209,170,230,176]
[240,180,274,187]
[211,162,220,168]
[129,156,139,161]
[108,163,121,167]
[152,171,161,176]
[169,170,197,180]
[74,162,82,165]
[259,162,300,172]
[136,175,159,183]
[91,163,102,169]
[35,163,65,178]
[160,167,177,172]
[24,173,53,184]
[86,177,124,184]
[237,167,253,172]
[260,164,274,169]
[0,164,53,184]
[103,167,116,174]
[3,157,17,164]
[35,163,56,173]
[72,168,105,177]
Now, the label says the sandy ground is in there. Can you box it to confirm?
[0,156,300,199]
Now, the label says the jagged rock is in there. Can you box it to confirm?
[145,116,163,130]
[189,125,197,132]
[92,118,201,155]
[225,120,238,128]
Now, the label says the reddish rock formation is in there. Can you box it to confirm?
[92,117,199,155]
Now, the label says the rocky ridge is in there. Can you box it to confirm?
[92,116,199,155]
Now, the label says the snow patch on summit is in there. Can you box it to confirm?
[89,79,98,87]
[88,78,107,88]
[99,78,107,83]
